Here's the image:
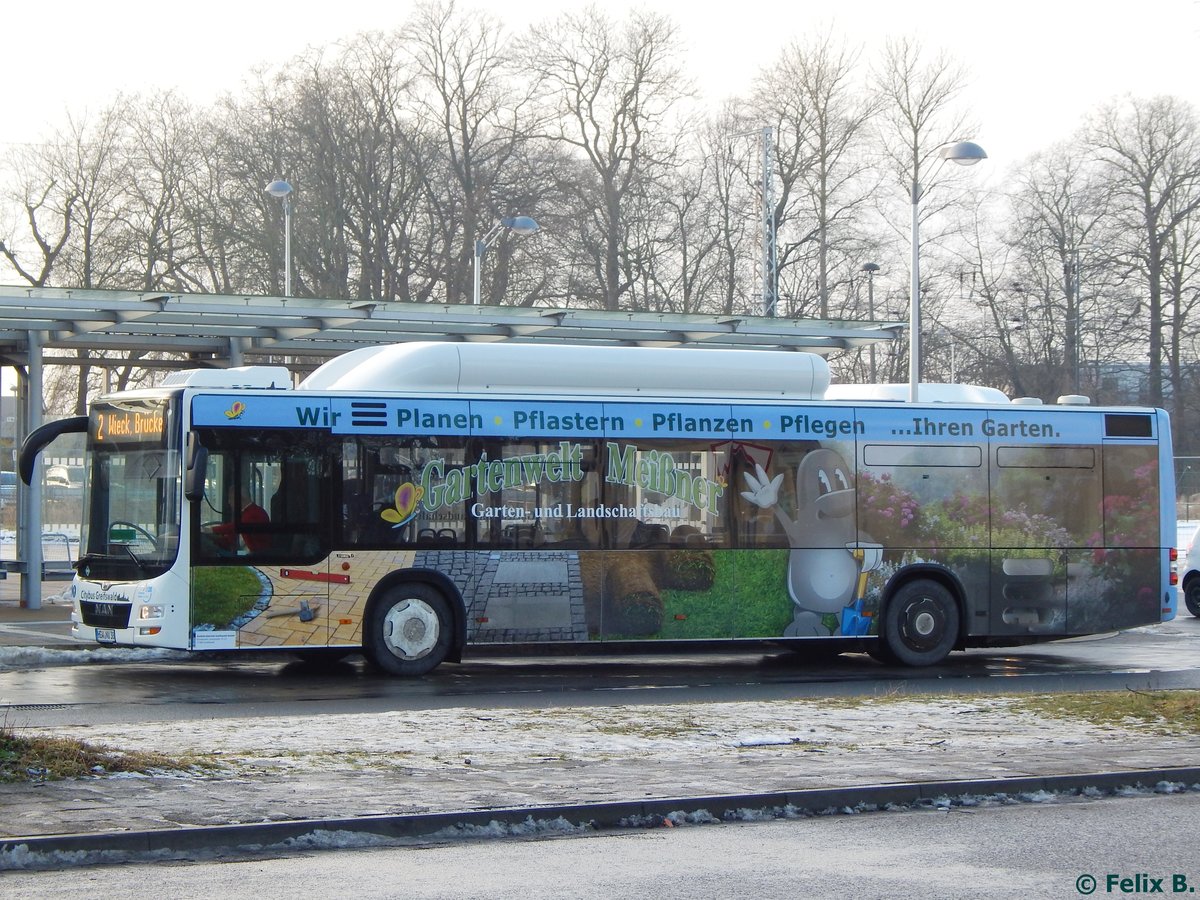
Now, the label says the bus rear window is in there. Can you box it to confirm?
[1105,414,1153,438]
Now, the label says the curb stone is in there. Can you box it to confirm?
[4,767,1199,868]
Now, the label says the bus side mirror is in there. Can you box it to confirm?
[184,433,208,503]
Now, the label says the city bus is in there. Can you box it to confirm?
[20,341,1178,675]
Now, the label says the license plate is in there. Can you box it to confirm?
[96,628,116,644]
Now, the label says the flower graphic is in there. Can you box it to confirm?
[380,482,424,528]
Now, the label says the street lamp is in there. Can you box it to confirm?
[473,215,540,306]
[909,140,987,401]
[861,262,880,383]
[264,179,293,297]
[1066,248,1082,395]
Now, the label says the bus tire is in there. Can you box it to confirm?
[866,643,897,665]
[1185,578,1200,618]
[366,583,453,677]
[881,579,959,667]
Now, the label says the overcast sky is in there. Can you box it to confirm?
[4,0,1199,178]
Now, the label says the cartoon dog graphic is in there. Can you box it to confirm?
[741,449,881,636]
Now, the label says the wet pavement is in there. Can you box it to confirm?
[2,583,1200,862]
[0,577,76,649]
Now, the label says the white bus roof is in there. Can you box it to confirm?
[825,383,1011,404]
[161,366,293,389]
[298,342,832,399]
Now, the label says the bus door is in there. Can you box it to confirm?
[1083,414,1163,631]
[340,434,476,645]
[465,437,598,645]
[259,452,334,649]
[988,436,1100,638]
[191,432,333,651]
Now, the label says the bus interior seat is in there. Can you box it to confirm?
[504,523,542,549]
[416,527,458,548]
[670,524,700,545]
[631,522,670,548]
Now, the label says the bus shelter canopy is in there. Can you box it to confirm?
[0,286,902,368]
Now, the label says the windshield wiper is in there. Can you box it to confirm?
[117,542,148,575]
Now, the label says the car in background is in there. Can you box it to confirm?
[43,465,84,502]
[0,470,17,503]
[1181,524,1200,618]
[45,465,83,487]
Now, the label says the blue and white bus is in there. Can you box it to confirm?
[21,342,1178,674]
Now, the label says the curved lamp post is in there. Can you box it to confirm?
[264,179,294,297]
[910,140,987,401]
[473,216,539,305]
[861,262,880,383]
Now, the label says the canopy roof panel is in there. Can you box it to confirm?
[0,286,903,367]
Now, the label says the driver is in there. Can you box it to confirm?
[209,483,270,553]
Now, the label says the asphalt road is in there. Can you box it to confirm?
[3,614,1199,727]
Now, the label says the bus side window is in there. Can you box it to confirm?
[473,439,600,551]
[597,441,728,551]
[351,437,468,549]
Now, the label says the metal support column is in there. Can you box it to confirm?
[20,331,44,609]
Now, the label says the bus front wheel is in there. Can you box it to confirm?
[882,579,959,667]
[366,584,453,676]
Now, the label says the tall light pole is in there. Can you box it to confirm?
[762,126,778,317]
[264,179,293,297]
[910,140,987,402]
[473,215,539,306]
[1067,248,1082,395]
[861,262,880,383]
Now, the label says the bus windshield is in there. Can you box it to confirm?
[79,397,182,578]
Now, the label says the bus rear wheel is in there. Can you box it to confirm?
[366,584,453,676]
[882,579,959,667]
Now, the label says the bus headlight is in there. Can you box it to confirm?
[139,605,164,620]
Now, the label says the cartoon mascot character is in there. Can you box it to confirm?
[741,449,882,636]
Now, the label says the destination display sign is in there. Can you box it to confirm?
[90,400,170,445]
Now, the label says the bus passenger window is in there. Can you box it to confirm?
[598,440,729,551]
[345,437,467,549]
[474,440,601,551]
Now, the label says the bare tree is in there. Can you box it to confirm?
[754,32,880,319]
[694,103,759,316]
[0,134,81,287]
[1087,95,1200,410]
[1006,142,1116,397]
[524,6,688,310]
[402,1,540,304]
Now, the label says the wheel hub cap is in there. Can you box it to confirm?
[382,598,440,660]
[912,611,936,637]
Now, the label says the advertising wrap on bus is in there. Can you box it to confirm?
[26,343,1170,676]
[181,389,1167,670]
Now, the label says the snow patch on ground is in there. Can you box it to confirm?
[0,645,188,669]
[17,696,1073,776]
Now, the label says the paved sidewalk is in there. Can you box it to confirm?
[0,576,76,648]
